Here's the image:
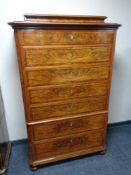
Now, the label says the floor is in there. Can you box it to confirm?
[7,123,131,175]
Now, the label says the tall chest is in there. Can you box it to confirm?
[9,14,120,168]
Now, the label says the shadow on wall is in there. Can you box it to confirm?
[109,48,131,123]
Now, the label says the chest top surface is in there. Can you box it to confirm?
[8,14,121,30]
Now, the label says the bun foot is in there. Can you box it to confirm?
[100,149,107,155]
[30,165,38,171]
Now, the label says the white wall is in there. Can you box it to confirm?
[0,0,131,141]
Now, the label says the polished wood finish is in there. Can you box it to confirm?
[24,46,111,66]
[29,113,107,141]
[28,81,108,103]
[19,30,114,45]
[33,129,104,160]
[30,96,107,121]
[8,14,121,29]
[9,14,120,168]
[24,14,107,23]
[26,63,109,87]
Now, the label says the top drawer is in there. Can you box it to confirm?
[21,30,114,45]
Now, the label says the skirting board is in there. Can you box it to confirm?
[108,119,131,128]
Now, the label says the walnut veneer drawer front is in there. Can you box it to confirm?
[33,129,104,160]
[30,96,107,121]
[26,63,109,87]
[29,81,108,104]
[22,30,114,45]
[24,46,111,66]
[29,113,107,141]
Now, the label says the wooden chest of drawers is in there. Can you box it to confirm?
[9,14,120,169]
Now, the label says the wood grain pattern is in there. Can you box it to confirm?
[8,14,120,168]
[21,30,114,45]
[33,129,104,160]
[26,63,109,87]
[24,14,107,23]
[24,46,111,66]
[29,113,107,141]
[30,145,106,166]
[30,96,107,121]
[28,81,108,104]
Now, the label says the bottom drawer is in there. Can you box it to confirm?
[33,129,105,161]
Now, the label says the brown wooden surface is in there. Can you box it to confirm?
[29,113,107,141]
[28,81,108,104]
[30,145,105,166]
[20,30,114,45]
[30,96,107,121]
[33,129,104,160]
[8,14,121,29]
[8,14,120,168]
[24,14,107,23]
[24,45,111,66]
[26,63,109,87]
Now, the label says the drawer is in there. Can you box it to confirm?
[29,113,107,141]
[26,63,109,87]
[23,46,111,66]
[30,96,107,121]
[33,129,104,160]
[29,81,108,104]
[22,30,114,45]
